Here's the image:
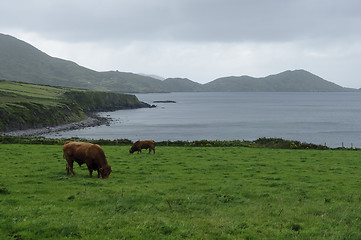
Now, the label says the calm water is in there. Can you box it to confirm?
[42,92,361,148]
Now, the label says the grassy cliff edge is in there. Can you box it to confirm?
[0,80,147,132]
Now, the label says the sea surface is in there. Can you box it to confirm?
[42,92,361,148]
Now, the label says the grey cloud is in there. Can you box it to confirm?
[2,0,361,43]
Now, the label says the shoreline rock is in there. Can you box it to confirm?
[153,100,176,103]
[1,113,108,137]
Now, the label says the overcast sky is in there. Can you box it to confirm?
[1,0,361,88]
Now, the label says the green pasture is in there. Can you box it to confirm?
[0,80,66,98]
[0,80,68,106]
[1,144,361,239]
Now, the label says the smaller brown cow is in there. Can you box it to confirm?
[63,141,112,179]
[129,140,155,154]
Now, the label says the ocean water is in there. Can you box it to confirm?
[42,92,361,148]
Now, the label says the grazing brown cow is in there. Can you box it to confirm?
[63,141,112,179]
[129,140,156,154]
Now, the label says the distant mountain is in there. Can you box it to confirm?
[94,71,165,93]
[203,70,353,92]
[137,73,165,80]
[0,33,357,92]
[162,78,203,92]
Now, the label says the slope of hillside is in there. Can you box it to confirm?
[0,33,166,92]
[0,34,99,88]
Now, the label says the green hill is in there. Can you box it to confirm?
[96,71,166,93]
[203,70,353,92]
[162,78,203,92]
[0,33,357,92]
[0,34,99,89]
[0,80,145,132]
[0,33,166,92]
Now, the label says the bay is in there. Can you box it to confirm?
[42,92,361,148]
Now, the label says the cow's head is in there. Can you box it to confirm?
[129,147,135,154]
[99,165,112,179]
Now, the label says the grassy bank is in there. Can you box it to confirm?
[1,143,360,239]
[0,80,144,132]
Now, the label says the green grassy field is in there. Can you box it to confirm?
[0,80,68,105]
[1,144,360,239]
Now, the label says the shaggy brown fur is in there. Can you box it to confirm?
[129,140,155,154]
[63,141,112,179]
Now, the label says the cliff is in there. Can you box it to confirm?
[0,80,149,132]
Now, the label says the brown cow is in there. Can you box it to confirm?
[63,141,112,179]
[129,140,155,154]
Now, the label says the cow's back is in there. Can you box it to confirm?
[88,144,107,165]
[134,140,155,151]
[143,140,155,148]
[63,142,92,163]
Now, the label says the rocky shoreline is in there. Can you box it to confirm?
[1,101,157,138]
[1,113,109,137]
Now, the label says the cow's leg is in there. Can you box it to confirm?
[66,163,70,175]
[66,160,75,175]
[85,163,92,178]
[153,148,155,154]
[148,148,151,154]
[64,153,69,175]
[97,170,101,178]
[65,162,69,175]
[64,154,74,175]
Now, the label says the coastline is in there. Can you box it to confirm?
[1,113,109,137]
[1,101,155,138]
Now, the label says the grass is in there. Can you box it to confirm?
[1,144,361,239]
[0,80,68,107]
[0,80,67,98]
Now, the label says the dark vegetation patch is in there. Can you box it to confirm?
[1,136,357,150]
[0,186,10,195]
